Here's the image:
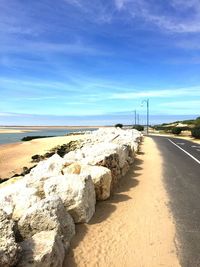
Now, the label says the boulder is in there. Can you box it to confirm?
[0,209,20,267]
[94,152,121,190]
[62,162,81,175]
[89,127,142,145]
[29,153,64,178]
[63,150,85,164]
[12,187,41,221]
[0,176,24,190]
[17,230,65,267]
[62,128,142,191]
[18,196,75,248]
[44,174,95,223]
[26,154,64,197]
[0,195,14,218]
[121,160,130,176]
[64,142,122,190]
[81,165,112,200]
[0,178,40,220]
[117,145,132,168]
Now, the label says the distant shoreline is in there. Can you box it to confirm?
[0,125,109,129]
[0,126,106,134]
[0,129,39,134]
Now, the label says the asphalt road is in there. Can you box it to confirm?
[150,135,200,267]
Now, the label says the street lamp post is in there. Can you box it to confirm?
[141,99,149,135]
[134,110,137,125]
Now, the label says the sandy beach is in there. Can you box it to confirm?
[64,137,180,267]
[0,134,86,179]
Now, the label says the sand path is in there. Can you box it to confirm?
[0,135,85,179]
[64,137,180,267]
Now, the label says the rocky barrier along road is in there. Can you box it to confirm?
[0,128,142,267]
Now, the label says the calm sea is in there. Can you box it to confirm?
[0,128,97,145]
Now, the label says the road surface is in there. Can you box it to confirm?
[150,135,200,267]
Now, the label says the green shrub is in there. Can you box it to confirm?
[195,118,200,127]
[154,126,173,131]
[115,123,123,128]
[180,126,192,131]
[191,127,200,139]
[132,125,144,131]
[21,135,54,141]
[172,127,182,135]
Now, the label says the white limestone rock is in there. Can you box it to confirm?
[78,143,122,189]
[117,145,131,168]
[63,150,85,164]
[121,160,130,176]
[0,195,14,218]
[17,230,65,267]
[26,154,64,196]
[81,165,112,200]
[90,127,142,145]
[29,153,64,177]
[12,187,41,221]
[44,174,96,223]
[18,196,75,248]
[0,209,20,267]
[62,162,81,175]
[0,177,41,220]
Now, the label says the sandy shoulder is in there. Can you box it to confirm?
[64,137,180,267]
[0,135,85,179]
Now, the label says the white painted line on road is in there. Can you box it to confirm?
[197,149,200,152]
[177,143,185,145]
[168,139,200,165]
[191,145,200,149]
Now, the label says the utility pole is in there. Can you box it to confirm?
[141,99,149,135]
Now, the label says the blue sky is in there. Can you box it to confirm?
[0,0,200,125]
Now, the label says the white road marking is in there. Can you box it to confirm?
[168,139,200,165]
[177,143,185,145]
[197,149,200,152]
[191,145,200,148]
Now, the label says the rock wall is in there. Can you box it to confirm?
[0,127,142,267]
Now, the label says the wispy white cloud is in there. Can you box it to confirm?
[0,39,107,56]
[166,56,200,65]
[0,77,77,92]
[115,0,127,10]
[114,0,200,33]
[0,0,41,36]
[63,0,83,7]
[160,100,200,108]
[175,39,200,50]
[63,0,113,23]
[171,0,200,12]
[158,100,200,115]
[109,87,200,99]
[0,112,18,117]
